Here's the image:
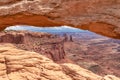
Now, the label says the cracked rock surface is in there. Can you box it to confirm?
[0,43,119,80]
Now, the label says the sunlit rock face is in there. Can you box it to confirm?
[0,0,120,39]
[0,31,68,63]
[0,43,119,80]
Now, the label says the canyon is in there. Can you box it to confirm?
[0,0,120,80]
[0,40,119,80]
[0,30,69,63]
[0,30,120,79]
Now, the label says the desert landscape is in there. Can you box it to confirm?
[0,26,120,78]
[0,0,120,80]
[64,31,120,77]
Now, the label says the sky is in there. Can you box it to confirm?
[5,25,88,33]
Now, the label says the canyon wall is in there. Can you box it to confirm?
[0,31,68,63]
[0,0,120,38]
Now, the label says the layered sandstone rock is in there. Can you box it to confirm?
[0,30,51,44]
[0,31,68,63]
[0,43,119,80]
[0,0,120,38]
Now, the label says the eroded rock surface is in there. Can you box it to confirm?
[0,31,69,63]
[0,43,119,80]
[0,0,120,38]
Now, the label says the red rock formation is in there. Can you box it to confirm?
[0,32,24,44]
[0,30,69,63]
[0,0,120,38]
[0,43,119,80]
[69,35,73,42]
[63,34,73,42]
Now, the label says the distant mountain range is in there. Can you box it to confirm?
[5,25,89,33]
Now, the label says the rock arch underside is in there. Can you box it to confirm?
[0,0,120,39]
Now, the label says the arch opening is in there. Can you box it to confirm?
[2,22,120,39]
[0,13,120,39]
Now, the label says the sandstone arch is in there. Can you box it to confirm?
[0,0,120,39]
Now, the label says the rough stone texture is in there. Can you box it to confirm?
[0,43,119,80]
[0,0,120,38]
[0,31,69,63]
[0,30,51,44]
